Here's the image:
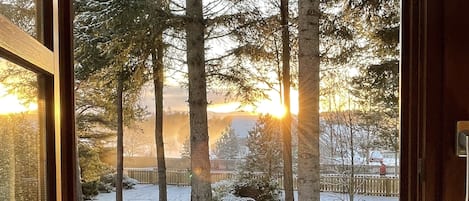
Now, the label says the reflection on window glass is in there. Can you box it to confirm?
[0,57,46,201]
[0,0,37,38]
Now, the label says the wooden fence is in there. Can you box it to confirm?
[126,169,398,197]
[321,174,399,197]
[126,169,238,186]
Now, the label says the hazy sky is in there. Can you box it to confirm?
[140,84,299,117]
[141,84,238,113]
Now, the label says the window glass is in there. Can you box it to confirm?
[0,57,46,201]
[0,0,37,38]
[74,0,400,200]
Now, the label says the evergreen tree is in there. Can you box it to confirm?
[213,127,240,159]
[238,115,282,201]
[74,1,151,200]
[0,0,36,37]
[244,115,283,178]
[206,0,299,107]
[317,0,399,172]
[347,0,400,167]
[180,136,191,159]
[78,143,111,182]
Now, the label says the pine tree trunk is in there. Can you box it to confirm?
[151,41,167,201]
[280,0,294,200]
[298,0,320,200]
[116,71,124,201]
[186,0,212,200]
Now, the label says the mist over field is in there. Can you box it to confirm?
[113,111,258,158]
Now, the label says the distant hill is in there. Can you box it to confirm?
[208,111,258,138]
[230,115,257,138]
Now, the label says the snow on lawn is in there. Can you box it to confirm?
[95,185,188,201]
[94,184,399,201]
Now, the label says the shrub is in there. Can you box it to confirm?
[212,180,255,201]
[82,181,99,200]
[123,175,138,189]
[100,173,139,189]
[233,175,281,201]
[78,143,112,182]
[97,181,113,193]
[212,180,234,201]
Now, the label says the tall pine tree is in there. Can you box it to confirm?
[214,126,240,159]
[186,0,212,199]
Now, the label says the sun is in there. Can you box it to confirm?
[207,99,288,118]
[206,89,299,118]
[0,84,37,115]
[254,89,298,118]
[0,94,28,114]
[254,100,287,119]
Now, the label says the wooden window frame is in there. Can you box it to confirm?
[0,0,76,200]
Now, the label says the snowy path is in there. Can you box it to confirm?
[95,184,399,201]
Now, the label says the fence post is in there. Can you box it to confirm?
[385,178,391,196]
[364,177,367,195]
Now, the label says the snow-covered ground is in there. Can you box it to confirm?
[94,184,399,201]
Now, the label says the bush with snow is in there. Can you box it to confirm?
[233,174,281,201]
[212,179,233,200]
[82,181,99,200]
[99,173,139,190]
[220,194,255,201]
[212,180,256,201]
[122,176,138,189]
[97,182,113,193]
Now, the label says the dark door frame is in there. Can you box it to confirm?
[401,0,445,200]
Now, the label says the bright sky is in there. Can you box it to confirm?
[142,84,298,118]
[206,89,299,118]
